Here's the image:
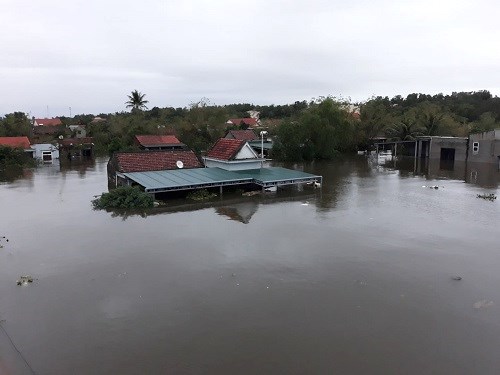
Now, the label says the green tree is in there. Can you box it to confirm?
[386,111,423,141]
[125,90,149,111]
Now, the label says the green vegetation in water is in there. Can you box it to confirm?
[92,186,154,209]
[0,146,35,169]
[187,189,217,201]
[477,193,497,201]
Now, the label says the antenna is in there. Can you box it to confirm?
[69,107,72,117]
[176,160,184,169]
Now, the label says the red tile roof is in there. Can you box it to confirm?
[206,139,245,161]
[0,136,31,149]
[115,150,202,173]
[135,135,182,147]
[227,118,258,126]
[226,130,258,141]
[35,118,63,126]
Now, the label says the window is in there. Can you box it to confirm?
[472,142,479,155]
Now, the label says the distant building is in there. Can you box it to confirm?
[203,138,264,170]
[68,125,87,138]
[134,135,186,151]
[33,125,65,137]
[33,118,63,127]
[107,150,202,187]
[226,118,259,128]
[468,129,500,167]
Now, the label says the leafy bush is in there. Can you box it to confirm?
[0,146,35,169]
[92,186,154,209]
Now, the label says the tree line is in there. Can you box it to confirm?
[1,90,499,162]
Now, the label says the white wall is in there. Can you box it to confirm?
[31,144,59,160]
[204,158,262,170]
[234,143,258,159]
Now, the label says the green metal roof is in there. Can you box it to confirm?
[248,140,273,150]
[123,167,321,193]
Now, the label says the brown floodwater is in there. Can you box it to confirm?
[1,156,499,374]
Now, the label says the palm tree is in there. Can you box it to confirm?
[125,90,149,111]
[386,117,423,141]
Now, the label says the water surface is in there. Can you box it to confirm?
[1,156,499,374]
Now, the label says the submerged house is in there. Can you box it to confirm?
[107,150,202,187]
[31,143,59,162]
[468,129,500,167]
[134,135,186,151]
[203,139,264,170]
[58,137,94,160]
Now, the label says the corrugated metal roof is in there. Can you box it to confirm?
[123,167,321,192]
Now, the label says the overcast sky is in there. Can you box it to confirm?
[1,0,499,117]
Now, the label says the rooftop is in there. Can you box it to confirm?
[115,150,202,173]
[123,167,322,193]
[135,135,182,147]
[34,118,63,126]
[206,139,245,160]
[226,130,258,141]
[0,136,31,149]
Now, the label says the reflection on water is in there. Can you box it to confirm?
[379,156,500,188]
[1,156,500,374]
[216,202,259,224]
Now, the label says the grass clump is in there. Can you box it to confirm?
[92,186,154,209]
[187,189,217,201]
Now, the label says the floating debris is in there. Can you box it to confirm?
[476,193,497,201]
[422,185,443,189]
[0,236,8,249]
[451,276,462,281]
[301,202,309,206]
[242,191,260,197]
[16,275,34,286]
[473,300,494,309]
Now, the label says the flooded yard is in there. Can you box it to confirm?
[1,156,500,374]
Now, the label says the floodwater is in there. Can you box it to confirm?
[1,156,499,374]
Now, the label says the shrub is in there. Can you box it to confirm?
[92,186,154,209]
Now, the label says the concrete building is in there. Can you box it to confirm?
[468,129,500,167]
[31,143,59,162]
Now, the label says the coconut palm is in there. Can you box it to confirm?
[125,90,149,111]
[386,117,423,141]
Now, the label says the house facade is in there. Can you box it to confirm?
[68,125,87,138]
[31,143,59,162]
[203,139,264,170]
[468,129,500,166]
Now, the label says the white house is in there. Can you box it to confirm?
[203,138,265,170]
[31,143,59,162]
